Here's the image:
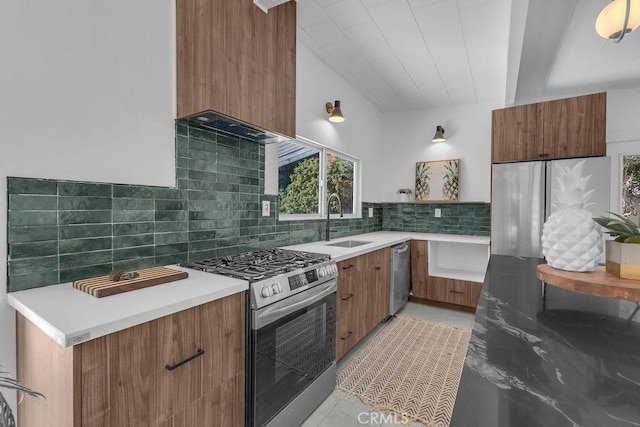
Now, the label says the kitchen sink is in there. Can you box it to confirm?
[325,240,372,248]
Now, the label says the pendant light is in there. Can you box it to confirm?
[596,0,640,43]
[432,126,446,142]
[326,101,345,123]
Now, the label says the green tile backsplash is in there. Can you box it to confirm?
[7,121,488,292]
[382,203,490,236]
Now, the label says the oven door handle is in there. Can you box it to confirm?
[253,280,337,329]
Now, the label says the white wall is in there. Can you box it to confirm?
[379,103,495,202]
[293,43,385,203]
[0,0,176,415]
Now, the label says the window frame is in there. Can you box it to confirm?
[278,136,362,221]
[620,153,640,216]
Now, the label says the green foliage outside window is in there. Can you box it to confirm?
[623,155,640,217]
[279,157,320,214]
[279,155,354,215]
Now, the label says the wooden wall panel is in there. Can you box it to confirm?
[16,314,77,427]
[177,0,296,137]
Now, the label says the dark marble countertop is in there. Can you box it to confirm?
[451,255,640,427]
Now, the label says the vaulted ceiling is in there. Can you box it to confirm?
[296,0,640,112]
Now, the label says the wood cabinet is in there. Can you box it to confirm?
[364,251,390,334]
[426,276,482,308]
[410,240,429,299]
[176,0,296,137]
[409,239,484,311]
[492,92,606,163]
[17,292,245,427]
[336,248,390,361]
[492,103,544,162]
[542,92,606,159]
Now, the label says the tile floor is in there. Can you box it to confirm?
[300,302,475,427]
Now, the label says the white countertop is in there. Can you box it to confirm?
[9,231,489,349]
[8,266,248,348]
[281,231,490,261]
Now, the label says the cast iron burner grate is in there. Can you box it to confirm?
[180,248,330,282]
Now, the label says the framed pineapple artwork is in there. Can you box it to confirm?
[415,159,460,202]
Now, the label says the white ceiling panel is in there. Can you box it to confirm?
[324,41,370,67]
[343,22,386,46]
[367,0,415,30]
[300,36,329,58]
[459,0,507,33]
[425,30,476,105]
[298,0,640,113]
[316,52,357,83]
[407,0,443,10]
[297,28,312,42]
[304,19,346,45]
[297,0,330,28]
[465,27,507,102]
[359,43,427,109]
[384,24,451,105]
[324,0,371,29]
[412,1,460,35]
[316,0,343,7]
[360,0,395,7]
[457,0,500,10]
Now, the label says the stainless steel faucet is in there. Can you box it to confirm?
[326,193,344,241]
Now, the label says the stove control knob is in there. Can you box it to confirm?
[261,286,273,298]
[319,267,327,277]
[271,283,282,294]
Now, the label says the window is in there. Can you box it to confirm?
[622,155,640,217]
[278,138,360,220]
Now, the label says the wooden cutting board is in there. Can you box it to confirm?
[73,267,188,298]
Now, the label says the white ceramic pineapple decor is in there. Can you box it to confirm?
[541,160,603,272]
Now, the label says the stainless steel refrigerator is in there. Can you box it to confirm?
[491,157,611,258]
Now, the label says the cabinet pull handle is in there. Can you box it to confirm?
[341,331,353,340]
[450,290,464,295]
[342,264,355,270]
[341,293,354,301]
[375,266,382,270]
[165,349,205,371]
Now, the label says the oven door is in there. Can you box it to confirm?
[251,279,336,427]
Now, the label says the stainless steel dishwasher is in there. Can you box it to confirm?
[390,242,410,316]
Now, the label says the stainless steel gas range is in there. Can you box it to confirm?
[181,248,338,427]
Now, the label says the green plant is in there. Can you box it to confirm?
[279,155,354,215]
[593,213,640,243]
[1,364,44,427]
[0,366,43,399]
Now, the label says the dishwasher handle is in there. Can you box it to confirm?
[392,242,409,254]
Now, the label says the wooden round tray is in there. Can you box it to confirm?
[536,264,640,302]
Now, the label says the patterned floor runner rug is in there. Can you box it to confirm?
[336,315,471,427]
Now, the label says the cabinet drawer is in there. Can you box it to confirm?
[427,277,482,308]
[337,255,365,277]
[365,247,390,265]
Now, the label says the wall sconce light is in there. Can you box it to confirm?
[596,0,640,43]
[432,125,446,142]
[326,101,345,123]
